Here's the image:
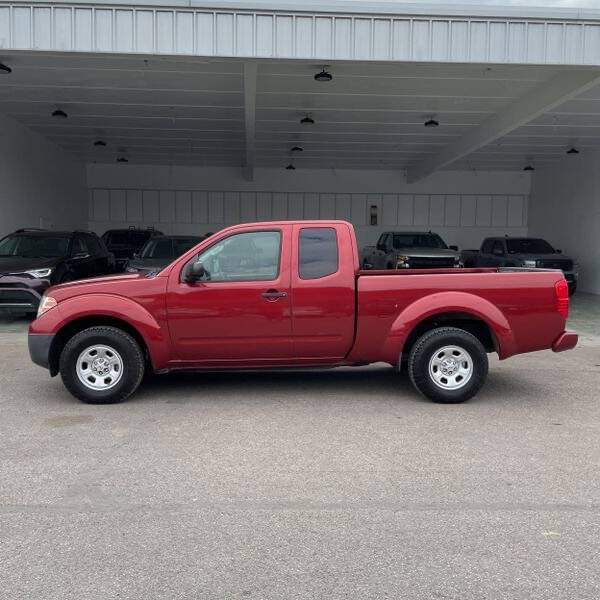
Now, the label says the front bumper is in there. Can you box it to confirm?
[552,331,578,353]
[28,333,55,370]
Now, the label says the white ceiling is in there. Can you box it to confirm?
[1,52,598,173]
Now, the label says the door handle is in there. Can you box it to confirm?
[262,289,287,300]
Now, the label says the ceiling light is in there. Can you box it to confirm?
[93,140,107,147]
[314,67,333,82]
[291,146,303,152]
[523,165,535,171]
[424,118,439,127]
[116,157,129,163]
[300,116,315,125]
[567,147,579,154]
[52,109,68,118]
[285,164,296,170]
[0,63,11,74]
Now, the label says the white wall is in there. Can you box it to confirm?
[87,165,530,250]
[529,154,600,295]
[0,113,87,239]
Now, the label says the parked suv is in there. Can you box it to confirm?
[461,237,578,295]
[362,231,461,269]
[102,227,163,271]
[0,229,114,314]
[126,235,203,273]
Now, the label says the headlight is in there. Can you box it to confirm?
[10,268,53,278]
[522,260,537,268]
[396,255,410,268]
[37,296,57,318]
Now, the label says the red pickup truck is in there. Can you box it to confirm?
[28,220,577,405]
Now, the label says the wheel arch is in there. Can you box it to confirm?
[48,315,151,376]
[45,295,170,376]
[380,291,517,365]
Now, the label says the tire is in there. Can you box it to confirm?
[568,282,577,296]
[408,327,488,404]
[59,326,145,404]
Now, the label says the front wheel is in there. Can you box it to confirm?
[407,327,488,403]
[59,326,145,404]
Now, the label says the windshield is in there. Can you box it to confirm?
[140,238,173,259]
[0,234,70,258]
[392,234,447,249]
[507,238,555,254]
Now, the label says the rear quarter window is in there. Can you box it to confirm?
[299,228,338,279]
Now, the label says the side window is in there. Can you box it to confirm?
[85,234,102,256]
[481,239,494,254]
[492,240,505,256]
[72,236,89,256]
[189,231,281,282]
[299,227,338,279]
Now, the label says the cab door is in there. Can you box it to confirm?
[291,223,356,360]
[166,225,293,364]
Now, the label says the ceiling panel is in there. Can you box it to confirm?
[0,52,591,173]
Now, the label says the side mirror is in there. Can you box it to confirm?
[185,261,206,283]
[556,249,562,254]
[449,245,459,251]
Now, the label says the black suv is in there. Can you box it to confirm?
[0,229,114,315]
[102,227,164,271]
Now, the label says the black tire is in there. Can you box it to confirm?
[408,327,488,404]
[59,326,145,404]
[568,282,577,296]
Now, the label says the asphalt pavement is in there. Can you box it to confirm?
[0,296,599,599]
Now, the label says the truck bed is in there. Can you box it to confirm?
[352,267,567,364]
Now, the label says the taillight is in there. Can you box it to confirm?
[555,279,569,318]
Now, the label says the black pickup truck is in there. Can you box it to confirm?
[461,236,578,294]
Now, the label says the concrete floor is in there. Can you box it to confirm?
[0,294,599,599]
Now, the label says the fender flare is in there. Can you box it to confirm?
[380,291,517,363]
[51,294,170,369]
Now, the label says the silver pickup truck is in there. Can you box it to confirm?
[362,231,461,270]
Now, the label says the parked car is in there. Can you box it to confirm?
[28,220,576,405]
[362,231,461,269]
[102,227,163,271]
[461,237,578,295]
[126,235,203,273]
[0,228,114,314]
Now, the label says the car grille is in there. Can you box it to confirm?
[408,257,456,268]
[0,288,39,308]
[537,259,573,271]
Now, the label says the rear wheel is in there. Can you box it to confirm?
[568,282,577,296]
[59,326,145,404]
[408,327,488,403]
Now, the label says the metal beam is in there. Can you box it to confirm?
[407,70,600,183]
[242,63,257,182]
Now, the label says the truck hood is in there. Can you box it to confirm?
[0,256,60,275]
[46,272,157,301]
[395,247,459,258]
[509,252,573,261]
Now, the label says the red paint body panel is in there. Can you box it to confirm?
[29,220,577,372]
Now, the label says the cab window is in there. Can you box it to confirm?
[299,228,338,279]
[186,231,281,282]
